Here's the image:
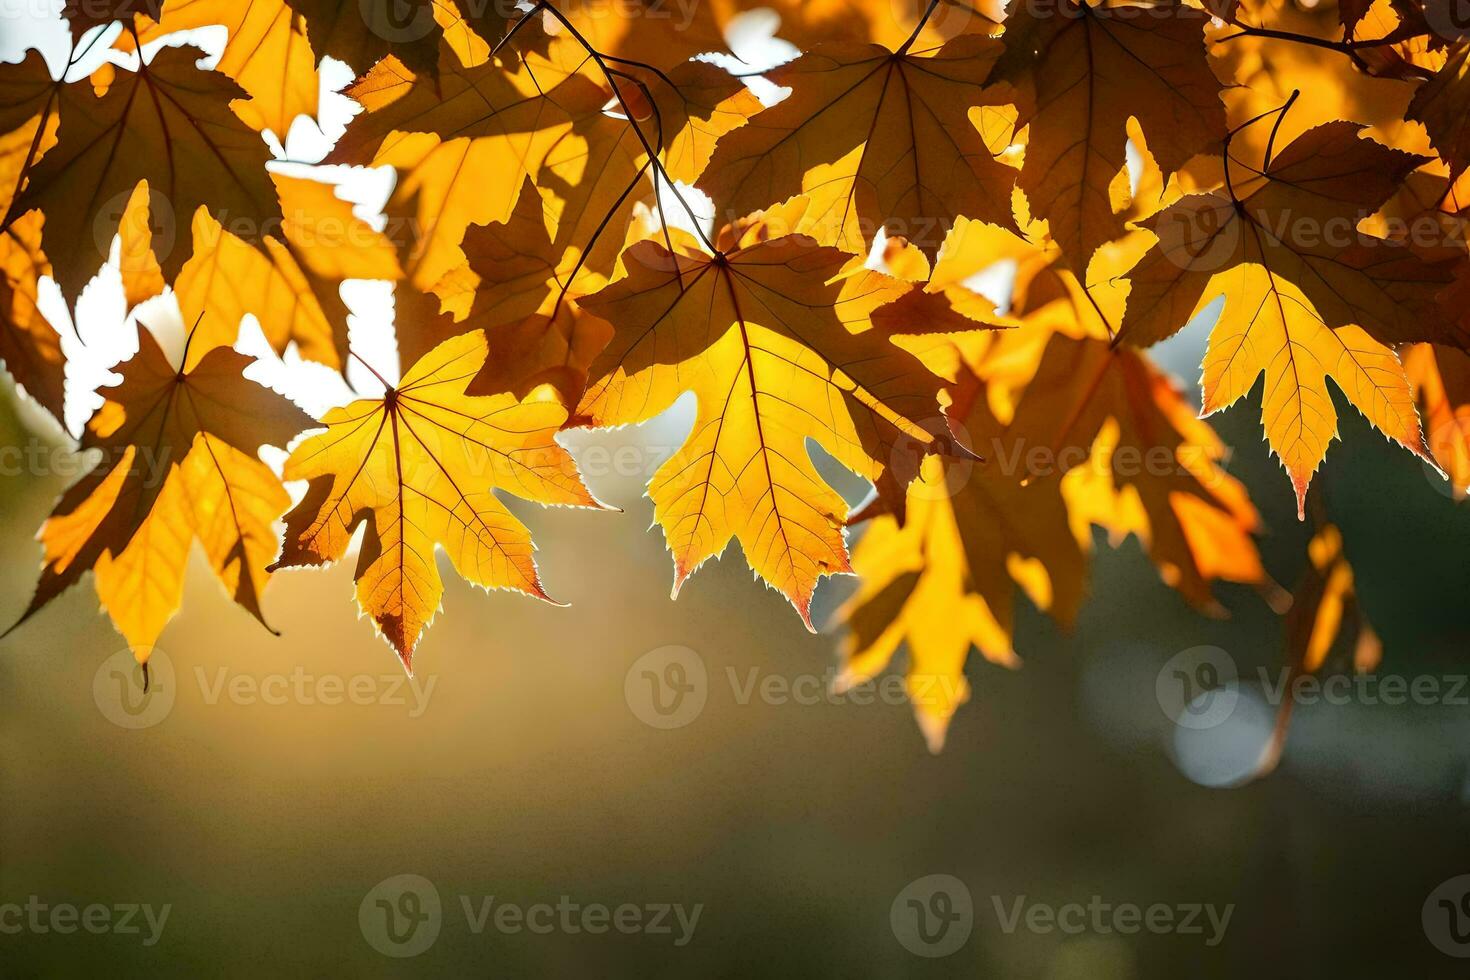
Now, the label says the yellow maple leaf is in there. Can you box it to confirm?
[840,380,1087,752]
[171,174,402,371]
[0,211,65,420]
[576,220,995,626]
[7,327,314,657]
[271,330,605,670]
[995,0,1226,267]
[699,33,1017,260]
[123,0,320,138]
[327,21,757,289]
[1406,342,1470,496]
[2,45,281,305]
[1117,122,1462,514]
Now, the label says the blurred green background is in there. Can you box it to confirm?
[4,357,1470,978]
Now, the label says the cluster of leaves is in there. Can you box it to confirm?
[2,0,1467,753]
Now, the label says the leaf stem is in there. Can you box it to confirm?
[896,0,943,56]
[539,2,719,254]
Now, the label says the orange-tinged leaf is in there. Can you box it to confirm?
[417,177,616,404]
[557,0,730,68]
[995,0,1226,267]
[1256,522,1381,778]
[1406,342,1470,496]
[116,182,165,311]
[171,174,401,371]
[1010,334,1269,612]
[0,211,66,420]
[699,34,1017,260]
[283,0,514,76]
[3,46,280,306]
[1117,122,1460,515]
[271,330,604,670]
[62,0,160,39]
[840,386,1087,752]
[328,28,756,289]
[577,229,996,626]
[1407,42,1470,178]
[0,52,57,182]
[7,328,313,655]
[124,0,320,138]
[722,0,995,50]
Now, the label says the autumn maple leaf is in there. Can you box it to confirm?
[721,0,995,50]
[0,213,64,422]
[415,177,614,407]
[575,218,995,626]
[994,0,1227,269]
[699,33,1017,260]
[121,0,320,137]
[326,19,757,290]
[1406,342,1470,495]
[841,446,1085,752]
[284,0,514,76]
[2,45,281,306]
[1406,42,1470,179]
[170,173,402,372]
[6,327,313,657]
[61,0,162,40]
[1256,522,1382,779]
[270,330,606,670]
[1116,122,1464,515]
